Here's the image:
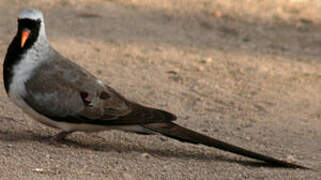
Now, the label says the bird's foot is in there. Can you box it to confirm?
[41,131,73,145]
[49,131,73,141]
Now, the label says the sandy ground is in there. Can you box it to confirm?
[0,0,320,179]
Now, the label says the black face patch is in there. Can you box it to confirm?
[17,18,41,49]
[3,18,41,92]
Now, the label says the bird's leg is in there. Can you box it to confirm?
[49,131,74,142]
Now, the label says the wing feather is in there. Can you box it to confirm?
[23,54,176,126]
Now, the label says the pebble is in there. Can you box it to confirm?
[203,57,213,64]
[141,152,152,159]
[286,155,295,163]
[32,168,44,173]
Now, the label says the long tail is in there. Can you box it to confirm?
[142,122,309,169]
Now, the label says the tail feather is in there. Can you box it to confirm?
[143,122,309,169]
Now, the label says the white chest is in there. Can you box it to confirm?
[8,47,42,108]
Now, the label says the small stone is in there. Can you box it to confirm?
[201,57,213,64]
[166,68,180,74]
[6,144,13,148]
[286,155,295,163]
[141,152,152,159]
[32,168,44,173]
[166,70,178,75]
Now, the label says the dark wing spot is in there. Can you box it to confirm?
[99,91,110,99]
[80,92,91,106]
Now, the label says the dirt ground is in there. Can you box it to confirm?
[0,0,320,179]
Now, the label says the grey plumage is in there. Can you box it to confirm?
[3,8,311,169]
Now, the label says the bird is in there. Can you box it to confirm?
[3,8,308,169]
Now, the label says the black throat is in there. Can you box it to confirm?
[3,18,41,93]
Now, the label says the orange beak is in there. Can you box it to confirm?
[21,29,30,48]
